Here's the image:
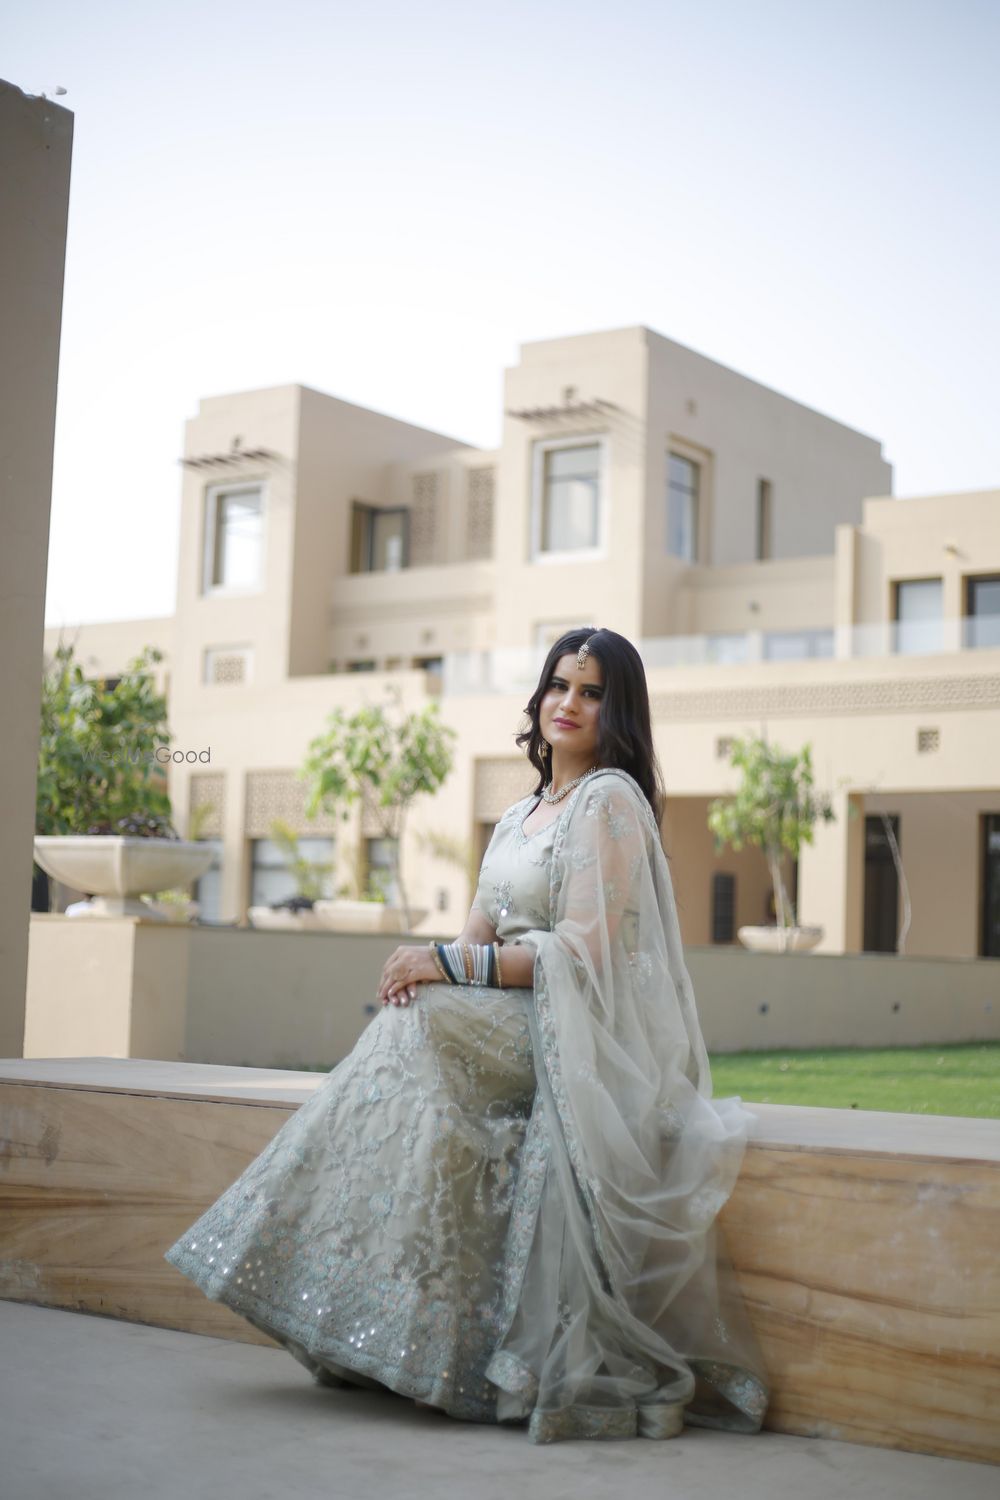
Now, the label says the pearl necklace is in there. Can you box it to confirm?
[541,765,602,803]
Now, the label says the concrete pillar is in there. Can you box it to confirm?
[798,789,865,954]
[0,81,73,1055]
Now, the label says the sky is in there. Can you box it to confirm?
[7,0,1000,627]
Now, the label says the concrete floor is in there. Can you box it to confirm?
[1,1301,995,1500]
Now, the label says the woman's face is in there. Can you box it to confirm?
[539,651,605,762]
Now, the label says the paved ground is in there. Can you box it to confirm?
[1,1301,995,1500]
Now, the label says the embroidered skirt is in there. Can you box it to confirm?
[164,983,536,1422]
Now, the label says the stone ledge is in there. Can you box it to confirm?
[1,1057,997,1466]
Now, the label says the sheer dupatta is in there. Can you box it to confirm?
[485,768,769,1443]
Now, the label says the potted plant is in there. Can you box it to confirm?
[33,641,213,918]
[300,686,455,933]
[707,733,835,953]
[247,818,334,931]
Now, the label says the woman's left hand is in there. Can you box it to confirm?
[376,944,441,1007]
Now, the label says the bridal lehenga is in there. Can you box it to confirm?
[165,768,769,1442]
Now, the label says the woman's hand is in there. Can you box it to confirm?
[376,944,442,1007]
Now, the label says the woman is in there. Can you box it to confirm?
[164,626,769,1442]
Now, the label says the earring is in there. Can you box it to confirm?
[540,740,549,760]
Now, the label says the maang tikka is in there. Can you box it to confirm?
[577,634,595,669]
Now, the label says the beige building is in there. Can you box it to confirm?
[43,325,1000,961]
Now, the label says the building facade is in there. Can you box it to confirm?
[44,326,1000,960]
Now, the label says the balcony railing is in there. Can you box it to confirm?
[440,615,1000,695]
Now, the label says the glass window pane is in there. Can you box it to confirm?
[668,454,698,495]
[541,444,600,552]
[968,577,1000,648]
[249,836,334,906]
[667,455,699,561]
[372,509,406,571]
[895,579,943,654]
[214,488,262,587]
[547,444,599,481]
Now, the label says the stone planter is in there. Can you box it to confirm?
[247,905,326,932]
[313,899,428,934]
[33,836,214,920]
[737,924,824,954]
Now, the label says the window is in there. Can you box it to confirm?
[893,578,943,655]
[204,484,263,591]
[350,502,408,572]
[965,574,1000,649]
[249,837,335,908]
[667,454,699,561]
[365,837,400,904]
[756,479,773,561]
[711,872,736,944]
[347,660,377,672]
[192,839,225,923]
[532,438,604,556]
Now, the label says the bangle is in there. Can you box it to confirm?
[436,940,503,986]
[441,942,464,983]
[440,940,468,984]
[428,941,452,983]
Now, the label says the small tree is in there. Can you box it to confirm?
[299,688,456,929]
[36,639,176,838]
[707,733,835,952]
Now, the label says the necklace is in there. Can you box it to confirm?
[541,765,601,803]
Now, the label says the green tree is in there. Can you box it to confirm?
[299,688,456,929]
[707,733,835,951]
[36,640,176,837]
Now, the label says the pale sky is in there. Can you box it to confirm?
[8,0,999,628]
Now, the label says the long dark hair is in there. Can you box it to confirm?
[515,626,668,833]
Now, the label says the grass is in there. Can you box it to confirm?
[707,1041,1000,1119]
[262,1044,1000,1120]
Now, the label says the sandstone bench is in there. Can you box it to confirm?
[1,1057,997,1466]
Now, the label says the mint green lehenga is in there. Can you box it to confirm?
[164,768,769,1442]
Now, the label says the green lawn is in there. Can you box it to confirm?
[707,1041,1000,1118]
